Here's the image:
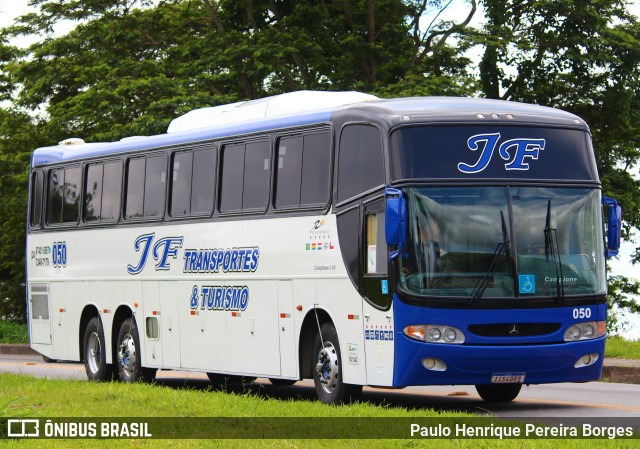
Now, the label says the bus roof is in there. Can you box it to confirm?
[30,93,587,168]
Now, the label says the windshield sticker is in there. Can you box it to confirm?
[519,274,536,294]
[458,133,545,173]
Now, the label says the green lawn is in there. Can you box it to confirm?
[1,373,638,448]
[604,335,640,359]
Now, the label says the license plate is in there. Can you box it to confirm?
[490,373,525,383]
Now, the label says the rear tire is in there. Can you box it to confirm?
[475,384,522,403]
[83,317,112,381]
[312,322,362,404]
[116,318,156,383]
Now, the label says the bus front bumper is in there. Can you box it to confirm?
[393,336,605,387]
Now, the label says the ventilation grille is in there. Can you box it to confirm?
[468,323,560,337]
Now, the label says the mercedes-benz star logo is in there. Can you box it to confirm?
[508,324,520,336]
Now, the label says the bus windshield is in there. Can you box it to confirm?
[399,186,606,299]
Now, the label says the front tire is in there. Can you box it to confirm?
[83,317,112,381]
[475,384,522,403]
[313,322,362,404]
[116,318,156,383]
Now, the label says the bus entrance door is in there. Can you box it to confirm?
[362,204,394,386]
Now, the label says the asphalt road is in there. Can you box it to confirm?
[2,353,640,419]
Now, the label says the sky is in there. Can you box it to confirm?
[1,0,639,336]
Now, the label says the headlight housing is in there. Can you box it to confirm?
[403,324,465,344]
[564,321,606,341]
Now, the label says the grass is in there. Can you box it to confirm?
[0,320,28,344]
[0,373,638,448]
[605,335,640,359]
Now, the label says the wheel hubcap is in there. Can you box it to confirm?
[118,334,136,378]
[315,342,339,394]
[87,332,101,374]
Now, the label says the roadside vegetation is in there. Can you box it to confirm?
[0,320,28,344]
[605,335,640,359]
[1,373,638,448]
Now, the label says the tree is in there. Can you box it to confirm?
[475,0,640,325]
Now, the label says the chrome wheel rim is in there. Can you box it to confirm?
[87,331,102,374]
[315,342,339,394]
[118,334,136,379]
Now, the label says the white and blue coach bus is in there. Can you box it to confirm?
[27,91,622,404]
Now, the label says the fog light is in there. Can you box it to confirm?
[422,357,447,372]
[575,353,599,368]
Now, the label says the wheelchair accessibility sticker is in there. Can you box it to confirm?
[519,274,536,294]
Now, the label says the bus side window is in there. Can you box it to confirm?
[46,167,80,226]
[125,155,166,220]
[84,161,121,223]
[275,130,331,210]
[301,132,331,207]
[337,125,384,204]
[220,140,270,213]
[30,171,44,229]
[170,147,216,217]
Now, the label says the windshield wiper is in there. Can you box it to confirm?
[544,200,565,302]
[470,211,513,304]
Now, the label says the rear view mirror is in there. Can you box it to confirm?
[385,187,406,260]
[603,196,622,258]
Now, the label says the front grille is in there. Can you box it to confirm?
[468,323,561,337]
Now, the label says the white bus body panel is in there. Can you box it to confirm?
[27,214,372,384]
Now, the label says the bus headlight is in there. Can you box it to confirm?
[564,321,605,341]
[403,325,465,344]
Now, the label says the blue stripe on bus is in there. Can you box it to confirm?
[31,111,333,167]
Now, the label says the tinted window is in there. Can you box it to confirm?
[390,126,596,182]
[219,144,245,212]
[62,167,81,223]
[275,131,330,210]
[101,162,122,221]
[338,125,384,203]
[125,158,145,219]
[85,161,121,222]
[243,141,270,210]
[220,141,270,213]
[143,155,166,218]
[84,164,103,221]
[275,136,303,209]
[46,167,80,225]
[301,132,331,206]
[30,171,44,228]
[191,148,215,215]
[125,156,165,220]
[170,148,215,217]
[171,151,193,216]
[46,169,64,225]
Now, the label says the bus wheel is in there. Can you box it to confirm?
[116,318,156,383]
[475,384,522,403]
[268,378,297,386]
[313,323,362,404]
[83,317,111,381]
